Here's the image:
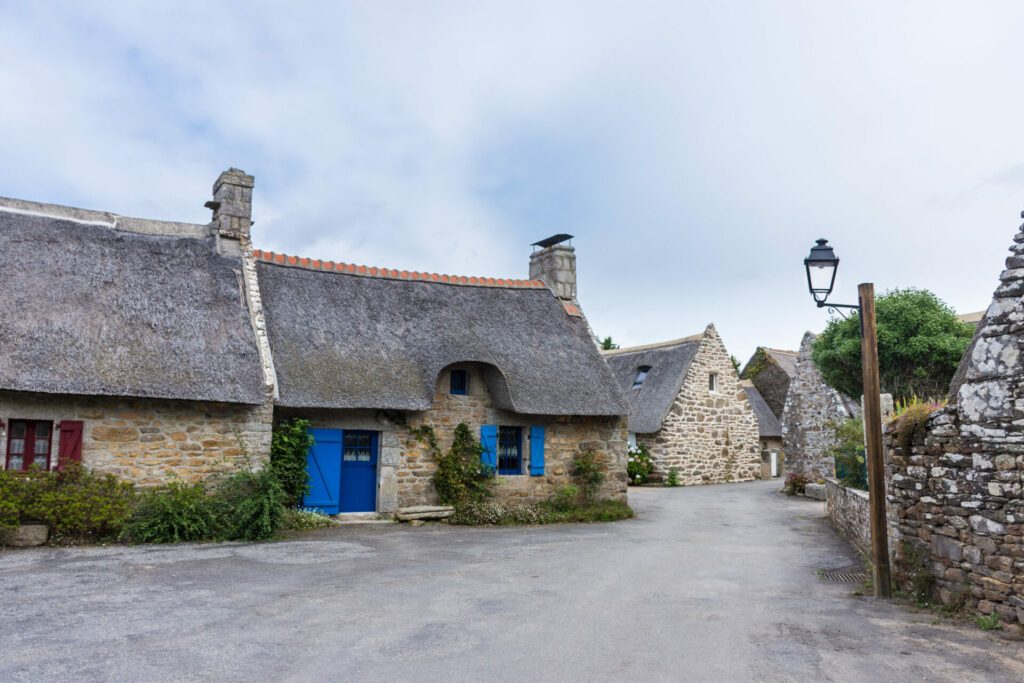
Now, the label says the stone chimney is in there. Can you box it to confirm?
[206,168,254,241]
[529,234,576,302]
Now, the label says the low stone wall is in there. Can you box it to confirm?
[825,479,870,558]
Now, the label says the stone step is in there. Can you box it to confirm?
[395,505,455,521]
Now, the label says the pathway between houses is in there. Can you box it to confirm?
[1,480,1020,682]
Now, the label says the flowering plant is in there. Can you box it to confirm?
[627,443,653,485]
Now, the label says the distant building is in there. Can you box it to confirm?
[741,381,783,479]
[603,326,761,485]
[740,347,798,419]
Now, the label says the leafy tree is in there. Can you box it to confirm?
[812,289,974,402]
[730,355,741,373]
[597,336,620,350]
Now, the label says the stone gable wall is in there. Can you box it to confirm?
[638,328,761,485]
[282,364,628,513]
[781,332,857,479]
[0,391,273,486]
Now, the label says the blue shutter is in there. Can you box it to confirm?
[529,425,545,476]
[480,425,498,474]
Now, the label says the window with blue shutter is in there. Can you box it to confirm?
[529,425,545,476]
[497,426,522,475]
[480,425,498,474]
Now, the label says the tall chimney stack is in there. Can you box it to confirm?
[529,234,577,302]
[206,168,254,240]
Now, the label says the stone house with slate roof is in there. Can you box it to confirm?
[740,347,798,420]
[741,381,784,479]
[603,326,761,485]
[0,169,630,515]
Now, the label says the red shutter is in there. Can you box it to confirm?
[58,421,84,470]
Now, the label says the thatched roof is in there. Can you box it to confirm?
[764,348,798,378]
[602,335,702,434]
[0,205,266,404]
[742,381,782,439]
[256,257,628,415]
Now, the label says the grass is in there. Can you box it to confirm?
[544,500,634,523]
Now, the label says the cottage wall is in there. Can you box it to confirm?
[638,330,761,484]
[280,364,628,514]
[0,391,273,486]
[781,332,857,479]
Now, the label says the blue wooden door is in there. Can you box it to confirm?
[340,430,378,513]
[305,428,342,514]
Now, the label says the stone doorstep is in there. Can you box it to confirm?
[332,512,394,525]
[2,523,49,547]
[804,483,827,501]
[396,505,455,521]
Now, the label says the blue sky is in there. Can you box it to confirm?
[3,1,1024,362]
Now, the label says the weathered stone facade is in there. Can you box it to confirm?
[636,328,761,485]
[781,331,859,479]
[0,391,273,486]
[279,364,628,513]
[825,478,871,558]
[885,215,1024,625]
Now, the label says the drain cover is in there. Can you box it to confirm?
[817,569,867,583]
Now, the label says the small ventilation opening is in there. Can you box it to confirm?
[633,366,652,388]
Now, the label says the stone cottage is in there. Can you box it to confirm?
[740,347,798,419]
[602,326,761,484]
[1,170,631,517]
[741,381,783,479]
[886,213,1024,625]
[0,170,275,485]
[256,237,630,514]
[780,332,859,479]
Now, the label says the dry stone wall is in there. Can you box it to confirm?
[0,390,273,486]
[781,332,858,479]
[639,328,761,485]
[825,479,871,558]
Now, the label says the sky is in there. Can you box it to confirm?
[2,1,1024,363]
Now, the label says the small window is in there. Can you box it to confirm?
[632,365,652,388]
[5,419,53,471]
[709,373,719,393]
[497,426,522,475]
[450,369,468,395]
[342,430,375,462]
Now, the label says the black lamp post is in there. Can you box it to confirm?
[803,239,891,599]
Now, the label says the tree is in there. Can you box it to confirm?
[730,355,741,373]
[597,336,620,350]
[811,288,974,402]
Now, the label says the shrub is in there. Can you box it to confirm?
[271,418,314,506]
[827,419,867,490]
[123,481,215,544]
[549,484,580,512]
[211,468,287,541]
[573,451,605,503]
[627,443,653,485]
[0,465,135,542]
[665,468,681,487]
[889,397,945,454]
[422,423,494,507]
[281,507,335,531]
[450,502,552,526]
[783,472,810,496]
[547,499,634,523]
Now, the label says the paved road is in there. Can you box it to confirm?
[1,480,1020,682]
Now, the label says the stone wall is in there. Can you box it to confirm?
[0,390,273,486]
[825,478,871,558]
[639,327,761,485]
[281,363,629,514]
[781,331,858,479]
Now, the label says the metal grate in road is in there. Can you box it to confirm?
[817,569,867,583]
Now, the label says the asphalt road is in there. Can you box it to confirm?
[1,480,1020,682]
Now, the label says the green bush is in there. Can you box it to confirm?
[271,418,314,506]
[211,468,287,541]
[665,468,681,487]
[627,443,653,485]
[783,472,810,496]
[828,419,868,490]
[573,451,605,503]
[123,481,215,544]
[546,499,634,523]
[549,484,580,512]
[0,465,135,542]
[422,423,494,507]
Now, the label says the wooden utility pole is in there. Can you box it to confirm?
[859,283,892,598]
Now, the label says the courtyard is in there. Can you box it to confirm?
[1,480,1020,682]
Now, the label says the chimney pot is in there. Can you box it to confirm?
[529,238,577,302]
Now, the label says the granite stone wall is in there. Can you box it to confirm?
[639,327,761,485]
[886,218,1024,625]
[0,390,273,486]
[825,479,871,558]
[781,332,858,479]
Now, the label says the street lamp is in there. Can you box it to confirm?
[803,239,892,599]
